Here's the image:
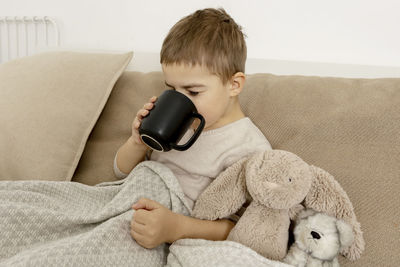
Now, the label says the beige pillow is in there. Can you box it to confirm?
[0,51,133,181]
[72,72,164,185]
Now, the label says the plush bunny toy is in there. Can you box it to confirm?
[191,150,364,261]
[284,209,354,267]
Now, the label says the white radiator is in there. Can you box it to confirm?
[0,16,59,64]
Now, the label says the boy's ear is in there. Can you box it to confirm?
[229,72,245,97]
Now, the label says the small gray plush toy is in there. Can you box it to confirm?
[284,209,354,267]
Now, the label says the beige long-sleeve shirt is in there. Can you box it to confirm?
[114,117,272,210]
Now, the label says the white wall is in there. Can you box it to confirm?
[1,0,400,67]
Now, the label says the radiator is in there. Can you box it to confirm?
[0,16,59,64]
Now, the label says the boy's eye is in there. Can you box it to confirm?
[188,91,199,96]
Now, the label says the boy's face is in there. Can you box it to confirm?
[162,63,234,131]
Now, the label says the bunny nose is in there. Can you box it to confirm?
[311,231,321,239]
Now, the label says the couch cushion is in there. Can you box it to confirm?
[0,51,132,181]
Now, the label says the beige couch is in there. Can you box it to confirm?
[1,51,399,266]
[74,71,400,267]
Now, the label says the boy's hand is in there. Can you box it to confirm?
[130,96,157,147]
[130,198,181,249]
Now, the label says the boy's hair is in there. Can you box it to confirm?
[160,8,247,84]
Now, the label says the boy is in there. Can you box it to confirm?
[114,8,272,249]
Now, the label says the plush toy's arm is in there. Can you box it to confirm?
[191,157,248,220]
[304,165,365,261]
[288,204,305,221]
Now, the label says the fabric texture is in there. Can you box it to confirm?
[167,239,291,267]
[0,161,190,266]
[114,117,272,209]
[0,51,132,181]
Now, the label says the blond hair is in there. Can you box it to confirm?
[160,8,247,84]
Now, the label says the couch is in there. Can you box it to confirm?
[1,51,399,266]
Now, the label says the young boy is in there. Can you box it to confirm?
[114,8,272,249]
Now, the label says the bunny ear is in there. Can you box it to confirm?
[304,165,365,260]
[336,219,355,249]
[191,157,248,220]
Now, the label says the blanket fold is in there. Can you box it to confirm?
[166,239,291,267]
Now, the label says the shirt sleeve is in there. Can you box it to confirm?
[113,151,129,179]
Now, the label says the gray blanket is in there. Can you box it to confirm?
[167,239,291,267]
[0,161,287,267]
[0,161,191,266]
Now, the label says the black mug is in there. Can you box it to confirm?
[139,90,205,152]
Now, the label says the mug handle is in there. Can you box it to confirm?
[171,113,205,151]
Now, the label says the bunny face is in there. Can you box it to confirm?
[293,210,354,261]
[245,150,313,209]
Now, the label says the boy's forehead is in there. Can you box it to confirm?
[162,63,219,85]
[162,62,211,75]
